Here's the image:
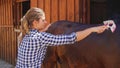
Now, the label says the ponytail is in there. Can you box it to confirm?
[18,16,30,45]
[21,16,30,37]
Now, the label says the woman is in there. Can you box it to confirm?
[16,7,108,68]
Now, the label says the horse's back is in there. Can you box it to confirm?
[43,20,120,68]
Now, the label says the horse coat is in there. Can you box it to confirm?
[42,20,120,68]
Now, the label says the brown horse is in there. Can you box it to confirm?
[42,20,120,68]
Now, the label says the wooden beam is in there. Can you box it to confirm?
[16,0,29,2]
[30,0,37,7]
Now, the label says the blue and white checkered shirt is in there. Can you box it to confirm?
[16,29,76,68]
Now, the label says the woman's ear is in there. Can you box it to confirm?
[32,20,37,26]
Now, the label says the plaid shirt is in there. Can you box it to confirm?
[16,29,76,68]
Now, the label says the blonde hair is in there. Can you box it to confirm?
[18,7,45,43]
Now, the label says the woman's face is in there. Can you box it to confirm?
[37,18,47,30]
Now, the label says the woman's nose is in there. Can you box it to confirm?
[45,21,50,25]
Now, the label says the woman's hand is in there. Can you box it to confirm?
[40,24,51,32]
[76,25,108,41]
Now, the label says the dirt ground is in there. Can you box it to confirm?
[0,59,14,68]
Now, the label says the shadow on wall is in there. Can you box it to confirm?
[90,0,120,24]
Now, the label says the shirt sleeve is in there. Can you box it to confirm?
[38,32,77,46]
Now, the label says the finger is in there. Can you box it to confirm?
[102,25,108,29]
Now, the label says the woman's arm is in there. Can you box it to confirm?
[39,25,107,46]
[39,32,76,46]
[76,25,107,41]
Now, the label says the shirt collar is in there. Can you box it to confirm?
[30,29,38,34]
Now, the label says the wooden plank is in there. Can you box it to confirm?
[1,0,3,26]
[2,28,4,59]
[0,0,3,59]
[6,28,9,62]
[82,0,86,23]
[11,28,14,65]
[59,0,67,20]
[67,0,75,21]
[79,0,83,23]
[0,29,1,58]
[6,27,11,62]
[38,0,44,10]
[74,0,80,22]
[12,28,16,65]
[1,28,4,59]
[10,28,12,64]
[10,0,13,26]
[5,0,8,62]
[30,0,37,7]
[0,0,2,59]
[0,0,2,58]
[8,0,11,25]
[17,3,22,26]
[86,0,90,23]
[11,0,16,65]
[16,0,29,2]
[51,0,58,23]
[44,0,51,24]
[13,0,17,28]
[3,0,5,60]
[9,28,11,63]
[11,1,17,64]
[0,28,2,58]
[7,0,11,62]
[2,29,4,62]
[0,0,1,26]
[1,28,3,59]
[83,0,90,24]
[9,0,12,63]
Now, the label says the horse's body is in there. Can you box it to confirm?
[42,20,120,68]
